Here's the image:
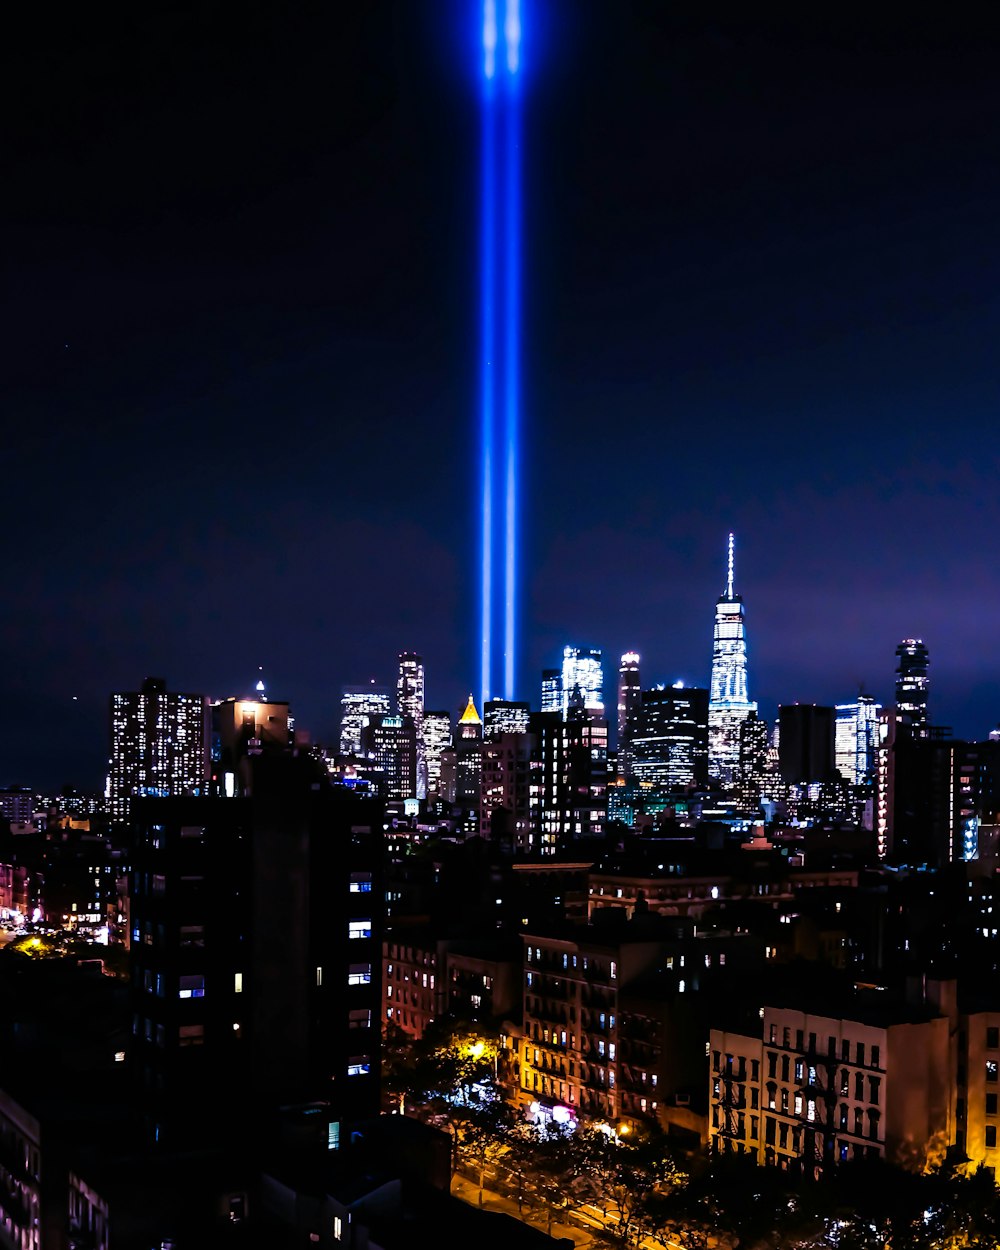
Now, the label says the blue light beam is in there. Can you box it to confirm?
[479,0,522,710]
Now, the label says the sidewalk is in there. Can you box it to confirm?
[450,1170,601,1247]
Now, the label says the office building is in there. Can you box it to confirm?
[107,678,210,828]
[560,646,604,717]
[630,685,709,794]
[708,535,758,787]
[737,710,772,812]
[397,653,426,798]
[895,639,930,732]
[362,715,417,801]
[339,685,391,757]
[778,705,836,785]
[422,710,452,799]
[616,652,641,778]
[541,669,562,714]
[483,699,530,739]
[454,695,484,836]
[835,697,881,787]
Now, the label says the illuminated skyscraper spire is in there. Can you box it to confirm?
[726,531,734,600]
[708,533,757,786]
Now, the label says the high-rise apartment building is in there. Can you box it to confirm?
[107,678,210,827]
[708,536,758,787]
[397,653,425,798]
[482,730,534,852]
[616,652,641,778]
[895,639,930,731]
[835,697,881,787]
[339,685,391,757]
[129,755,384,1150]
[422,710,452,799]
[561,646,604,717]
[529,710,608,854]
[630,685,709,794]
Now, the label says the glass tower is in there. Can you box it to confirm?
[708,534,757,786]
[835,696,881,786]
[560,646,604,717]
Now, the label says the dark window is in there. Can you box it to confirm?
[987,1094,997,1117]
[988,1027,1000,1050]
[987,1126,997,1150]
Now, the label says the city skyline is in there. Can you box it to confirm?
[5,3,1000,786]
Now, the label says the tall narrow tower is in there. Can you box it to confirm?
[708,534,758,786]
[894,638,929,731]
[616,652,641,779]
[397,652,426,798]
[478,0,522,710]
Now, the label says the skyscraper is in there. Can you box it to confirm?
[835,696,881,786]
[708,535,757,786]
[541,669,562,714]
[422,710,452,799]
[339,684,391,757]
[617,652,641,778]
[397,652,426,798]
[455,695,484,837]
[560,646,604,717]
[107,677,210,827]
[483,698,530,738]
[362,714,417,801]
[630,684,709,793]
[895,639,930,731]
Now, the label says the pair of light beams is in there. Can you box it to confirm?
[480,0,521,710]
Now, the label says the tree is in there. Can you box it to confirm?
[570,1123,685,1248]
[454,1091,518,1206]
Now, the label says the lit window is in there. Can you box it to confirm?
[348,964,372,986]
[179,974,205,999]
[349,873,372,893]
[234,972,243,994]
[349,920,372,939]
[347,1057,371,1076]
[334,1216,343,1241]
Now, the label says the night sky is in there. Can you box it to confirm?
[6,3,1000,790]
